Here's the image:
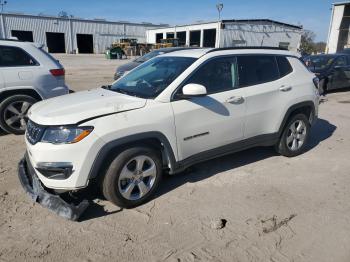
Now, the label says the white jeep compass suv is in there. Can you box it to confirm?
[19,47,319,220]
[0,39,69,134]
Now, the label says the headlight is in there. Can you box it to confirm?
[41,126,93,144]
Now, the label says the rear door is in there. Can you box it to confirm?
[238,55,291,138]
[0,45,38,90]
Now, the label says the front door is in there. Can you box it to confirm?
[171,56,246,160]
[330,56,350,89]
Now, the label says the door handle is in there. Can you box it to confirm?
[226,96,244,104]
[279,86,292,92]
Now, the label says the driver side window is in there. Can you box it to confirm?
[184,56,238,94]
[335,56,347,66]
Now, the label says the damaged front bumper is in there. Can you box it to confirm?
[18,153,89,221]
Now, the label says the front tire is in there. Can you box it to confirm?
[102,147,163,208]
[276,114,310,157]
[0,95,37,135]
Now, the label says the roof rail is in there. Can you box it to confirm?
[0,38,21,42]
[206,46,288,53]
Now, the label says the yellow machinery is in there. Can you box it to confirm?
[154,38,179,49]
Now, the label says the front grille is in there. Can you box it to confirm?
[26,120,45,145]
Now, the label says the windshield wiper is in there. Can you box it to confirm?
[101,85,112,90]
[113,88,139,97]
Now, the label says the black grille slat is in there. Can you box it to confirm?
[26,120,45,145]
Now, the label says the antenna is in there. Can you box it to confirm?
[216,3,223,21]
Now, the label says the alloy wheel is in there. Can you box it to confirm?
[118,155,157,201]
[3,101,32,132]
[286,119,307,151]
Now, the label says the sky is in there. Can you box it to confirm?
[2,0,337,42]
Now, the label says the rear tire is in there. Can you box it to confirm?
[0,95,37,135]
[275,114,310,157]
[102,146,163,208]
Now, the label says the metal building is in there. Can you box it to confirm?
[327,1,350,54]
[0,12,166,54]
[146,19,303,51]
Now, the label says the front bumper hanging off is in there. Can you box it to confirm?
[18,153,89,221]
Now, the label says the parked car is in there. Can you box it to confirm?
[19,47,319,220]
[114,47,197,80]
[304,53,350,94]
[0,39,69,134]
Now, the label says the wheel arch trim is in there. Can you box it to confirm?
[0,87,43,101]
[87,132,177,180]
[278,101,316,136]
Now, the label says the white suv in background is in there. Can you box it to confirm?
[0,40,69,134]
[19,47,319,220]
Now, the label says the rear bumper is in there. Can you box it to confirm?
[18,153,89,221]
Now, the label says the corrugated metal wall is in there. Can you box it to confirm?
[0,13,161,53]
[221,21,302,51]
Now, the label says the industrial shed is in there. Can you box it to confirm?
[146,19,303,51]
[327,1,350,53]
[0,13,165,54]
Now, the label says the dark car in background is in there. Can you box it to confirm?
[305,53,350,94]
[114,47,196,80]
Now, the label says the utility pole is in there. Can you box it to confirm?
[0,0,7,14]
[216,3,223,21]
[0,0,7,39]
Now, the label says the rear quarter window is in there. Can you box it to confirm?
[0,45,39,67]
[276,56,293,77]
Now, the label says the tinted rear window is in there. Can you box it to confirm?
[237,55,279,87]
[0,46,38,67]
[277,56,293,77]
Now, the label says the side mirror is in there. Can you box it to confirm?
[181,84,207,97]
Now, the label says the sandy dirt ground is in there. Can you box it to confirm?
[1,54,350,262]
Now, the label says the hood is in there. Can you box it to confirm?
[28,88,147,125]
[116,61,141,72]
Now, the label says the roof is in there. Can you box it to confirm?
[155,47,202,53]
[161,48,212,58]
[161,47,294,58]
[333,1,350,6]
[222,19,302,30]
[147,19,302,31]
[1,12,167,27]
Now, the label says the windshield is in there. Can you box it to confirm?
[306,56,335,70]
[134,50,165,63]
[111,56,196,98]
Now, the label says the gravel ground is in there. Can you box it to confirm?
[1,54,350,262]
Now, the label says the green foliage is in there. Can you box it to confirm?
[300,30,326,55]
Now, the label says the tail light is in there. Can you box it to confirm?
[50,68,65,77]
[313,77,319,89]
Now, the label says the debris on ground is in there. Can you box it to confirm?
[210,218,227,230]
[261,214,297,234]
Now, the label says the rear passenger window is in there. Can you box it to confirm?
[277,56,293,77]
[0,46,38,67]
[237,55,279,87]
[185,56,238,94]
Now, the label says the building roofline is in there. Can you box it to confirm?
[221,19,302,30]
[147,19,302,31]
[1,12,167,27]
[333,1,350,6]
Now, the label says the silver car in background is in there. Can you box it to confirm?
[0,39,69,134]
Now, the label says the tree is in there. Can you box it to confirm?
[300,30,316,54]
[314,42,327,53]
[299,30,326,55]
